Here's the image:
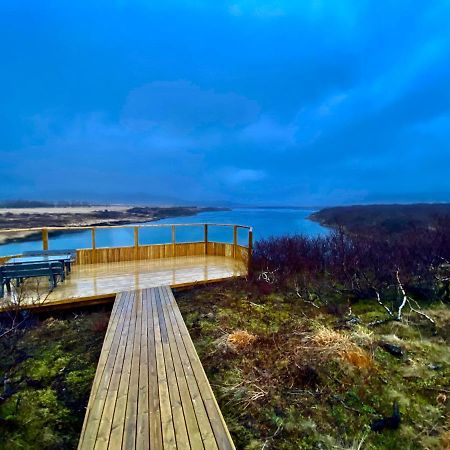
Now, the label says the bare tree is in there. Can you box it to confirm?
[0,277,52,340]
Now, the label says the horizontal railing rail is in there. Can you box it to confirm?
[0,223,253,271]
[0,223,253,232]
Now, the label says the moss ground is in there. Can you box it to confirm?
[0,279,449,449]
[0,309,110,450]
[176,280,450,449]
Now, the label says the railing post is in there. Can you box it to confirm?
[134,226,139,247]
[204,224,208,255]
[134,226,139,258]
[247,229,253,275]
[42,228,49,251]
[233,225,237,259]
[172,225,176,257]
[91,227,97,264]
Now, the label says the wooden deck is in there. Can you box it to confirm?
[78,286,235,450]
[1,255,245,309]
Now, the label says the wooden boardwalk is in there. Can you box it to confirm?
[78,286,235,450]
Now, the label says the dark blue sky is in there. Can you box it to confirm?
[1,1,450,206]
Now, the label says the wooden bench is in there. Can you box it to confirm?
[0,261,65,298]
[78,286,235,449]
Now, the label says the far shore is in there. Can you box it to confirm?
[0,205,227,245]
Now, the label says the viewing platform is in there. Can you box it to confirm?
[0,223,252,310]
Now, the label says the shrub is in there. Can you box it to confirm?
[252,220,450,315]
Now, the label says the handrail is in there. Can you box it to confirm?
[0,223,253,233]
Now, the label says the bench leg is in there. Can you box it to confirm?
[49,275,55,289]
[0,281,4,298]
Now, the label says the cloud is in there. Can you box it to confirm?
[122,81,260,131]
[228,3,285,18]
[220,168,266,185]
[239,116,296,146]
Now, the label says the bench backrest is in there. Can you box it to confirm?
[0,261,64,278]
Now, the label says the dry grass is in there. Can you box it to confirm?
[442,431,450,450]
[300,325,374,370]
[342,347,374,370]
[227,330,257,350]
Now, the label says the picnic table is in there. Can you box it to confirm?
[6,254,73,273]
[0,251,74,298]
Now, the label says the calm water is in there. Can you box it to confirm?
[0,208,328,256]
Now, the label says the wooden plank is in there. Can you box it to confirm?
[0,224,251,235]
[144,288,163,450]
[136,289,150,450]
[79,292,131,449]
[134,227,139,248]
[122,290,142,449]
[159,286,207,450]
[42,228,48,251]
[75,242,236,265]
[151,287,177,448]
[79,293,128,446]
[94,292,135,449]
[78,292,126,445]
[109,291,139,446]
[155,286,190,449]
[164,287,235,450]
[159,287,218,449]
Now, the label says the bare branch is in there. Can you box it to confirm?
[396,270,408,321]
[374,289,393,317]
[395,270,435,325]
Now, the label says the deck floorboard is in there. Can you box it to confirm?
[1,256,245,309]
[0,256,247,309]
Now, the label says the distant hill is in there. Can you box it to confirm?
[0,200,93,208]
[310,203,450,235]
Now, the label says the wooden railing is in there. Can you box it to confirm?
[0,223,253,271]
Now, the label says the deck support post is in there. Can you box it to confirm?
[42,228,49,251]
[233,225,237,259]
[204,224,208,255]
[172,225,176,257]
[247,229,253,275]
